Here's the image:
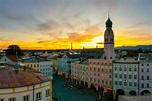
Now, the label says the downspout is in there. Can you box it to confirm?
[33,84,35,101]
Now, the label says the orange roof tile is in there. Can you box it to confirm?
[0,64,51,88]
[7,55,18,62]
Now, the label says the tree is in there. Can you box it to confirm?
[6,45,24,56]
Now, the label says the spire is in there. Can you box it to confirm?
[105,12,112,27]
[108,11,110,18]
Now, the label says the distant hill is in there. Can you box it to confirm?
[116,45,152,50]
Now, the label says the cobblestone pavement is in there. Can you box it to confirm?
[52,75,102,101]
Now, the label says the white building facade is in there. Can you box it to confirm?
[138,53,152,95]
[113,58,139,97]
[0,63,52,101]
[0,81,52,101]
[39,61,53,76]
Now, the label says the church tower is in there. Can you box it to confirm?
[103,15,116,60]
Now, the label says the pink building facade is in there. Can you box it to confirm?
[88,59,113,92]
[71,61,80,83]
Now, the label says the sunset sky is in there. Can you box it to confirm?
[0,0,152,50]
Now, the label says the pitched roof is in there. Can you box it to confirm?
[7,55,18,62]
[0,64,51,88]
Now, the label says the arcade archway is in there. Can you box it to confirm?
[129,90,137,95]
[141,90,151,95]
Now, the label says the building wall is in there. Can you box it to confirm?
[79,63,88,84]
[39,61,53,76]
[113,62,139,96]
[24,62,39,71]
[0,56,13,64]
[71,61,80,82]
[0,81,52,101]
[88,59,112,91]
[51,58,58,71]
[139,62,152,95]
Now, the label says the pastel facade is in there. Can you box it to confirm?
[138,53,152,95]
[113,58,139,96]
[79,60,89,86]
[57,52,81,76]
[22,58,53,76]
[88,59,113,92]
[0,63,52,101]
[71,61,80,83]
[39,61,53,76]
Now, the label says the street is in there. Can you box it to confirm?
[52,75,101,101]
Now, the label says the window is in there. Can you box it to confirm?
[142,68,144,72]
[94,73,96,76]
[129,75,132,79]
[115,67,117,70]
[142,83,144,87]
[124,74,127,78]
[134,75,137,79]
[147,83,149,88]
[105,81,108,85]
[124,67,126,71]
[115,74,117,78]
[94,79,96,82]
[147,68,149,72]
[46,89,50,97]
[141,76,144,80]
[23,95,29,101]
[147,64,149,66]
[119,74,122,78]
[36,92,42,100]
[134,68,137,71]
[109,75,111,78]
[129,82,132,86]
[102,68,104,72]
[147,76,149,80]
[124,82,127,86]
[0,98,4,101]
[98,74,100,77]
[119,67,122,71]
[142,64,144,66]
[98,79,100,83]
[90,78,92,81]
[94,68,96,71]
[8,97,16,101]
[134,82,137,86]
[119,81,122,85]
[129,68,131,71]
[109,69,112,73]
[97,68,100,71]
[102,80,104,84]
[115,81,118,85]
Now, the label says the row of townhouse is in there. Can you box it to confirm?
[71,53,152,97]
[71,59,113,92]
[57,52,82,77]
[113,53,152,97]
[22,57,53,77]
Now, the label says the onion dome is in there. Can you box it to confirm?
[105,17,112,27]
